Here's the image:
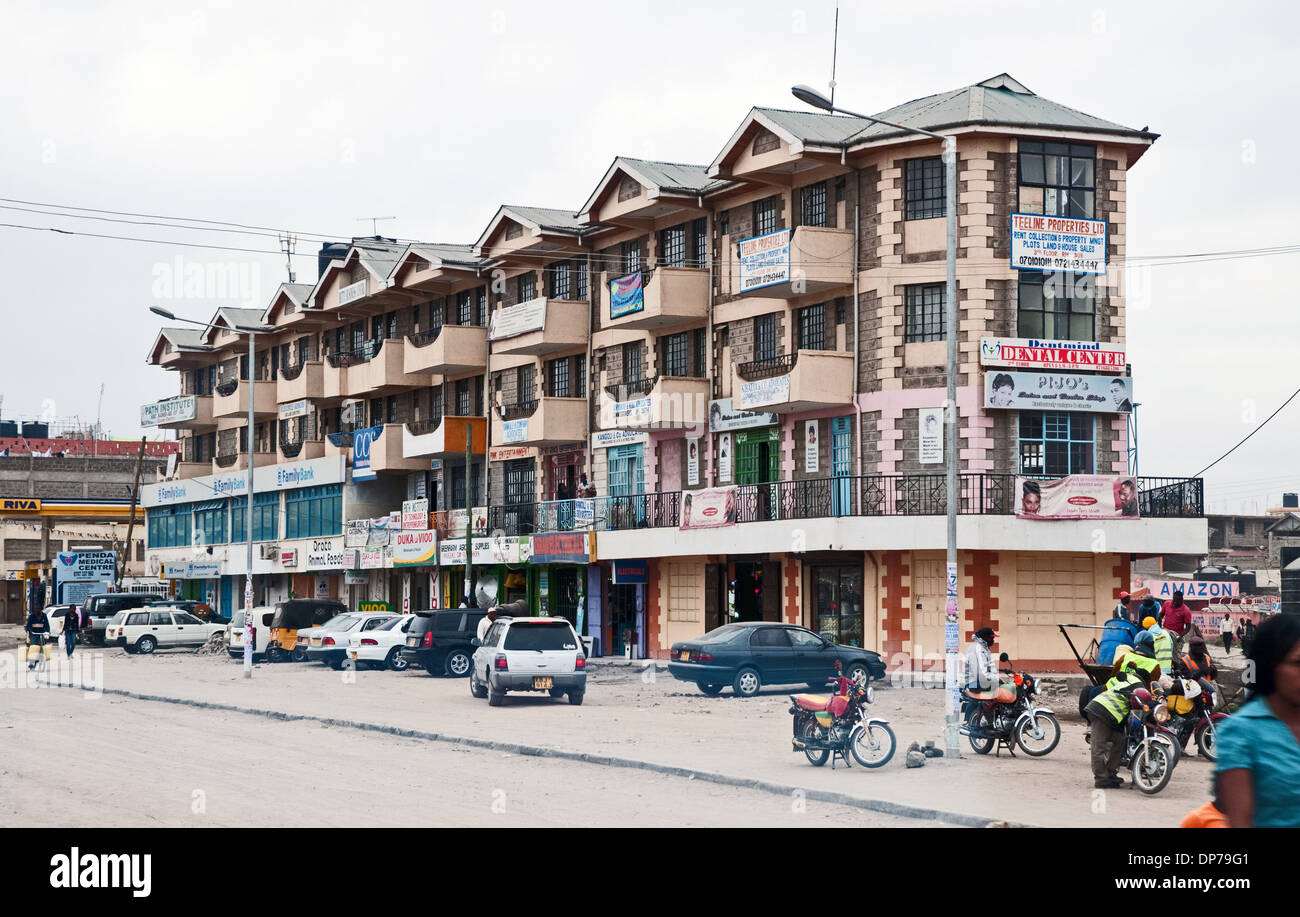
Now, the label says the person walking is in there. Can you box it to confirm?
[1214,614,1300,827]
[25,604,51,670]
[1219,612,1235,654]
[1239,617,1257,657]
[1161,590,1193,658]
[62,603,82,658]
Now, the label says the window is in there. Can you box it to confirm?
[548,358,570,398]
[691,218,708,268]
[517,365,535,403]
[754,313,776,362]
[801,182,827,227]
[504,459,535,506]
[574,356,586,398]
[517,273,536,302]
[1018,412,1093,476]
[427,301,443,336]
[576,261,588,301]
[662,332,688,377]
[1233,519,1246,536]
[797,303,825,351]
[905,157,945,220]
[904,284,945,343]
[475,287,487,326]
[749,626,791,647]
[623,341,643,383]
[754,196,780,236]
[455,379,470,416]
[1018,141,1096,218]
[231,492,279,543]
[659,225,686,267]
[285,484,342,540]
[386,395,398,425]
[147,504,192,549]
[1017,272,1095,340]
[191,500,226,546]
[456,291,472,325]
[693,328,706,377]
[623,241,641,275]
[552,261,571,300]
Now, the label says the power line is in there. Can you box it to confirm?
[1190,386,1300,478]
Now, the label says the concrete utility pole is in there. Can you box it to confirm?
[791,84,963,757]
[115,437,147,590]
[465,426,473,607]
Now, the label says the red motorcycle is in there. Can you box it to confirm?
[1165,676,1228,761]
[789,675,896,769]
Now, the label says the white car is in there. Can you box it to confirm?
[470,617,587,706]
[346,614,416,671]
[301,612,396,669]
[227,606,278,659]
[107,607,225,654]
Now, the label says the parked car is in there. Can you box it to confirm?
[469,617,587,706]
[227,606,278,659]
[81,593,168,645]
[346,614,416,670]
[107,607,226,654]
[148,599,215,619]
[401,608,488,677]
[668,622,887,697]
[303,613,396,669]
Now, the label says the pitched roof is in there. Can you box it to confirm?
[579,157,733,217]
[402,242,482,270]
[501,205,589,234]
[1264,512,1300,535]
[157,328,210,351]
[350,238,408,281]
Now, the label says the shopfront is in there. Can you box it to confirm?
[807,555,865,647]
[604,558,647,658]
[437,535,531,609]
[529,531,590,628]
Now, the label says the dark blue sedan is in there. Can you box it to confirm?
[669,622,887,697]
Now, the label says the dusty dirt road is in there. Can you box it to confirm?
[0,645,1216,827]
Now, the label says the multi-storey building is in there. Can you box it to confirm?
[143,73,1206,664]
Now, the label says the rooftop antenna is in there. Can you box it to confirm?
[357,216,396,236]
[278,232,298,282]
[95,383,105,441]
[829,4,840,108]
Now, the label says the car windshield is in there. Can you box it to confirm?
[109,612,127,625]
[698,624,750,644]
[232,611,245,627]
[318,614,356,630]
[503,622,578,651]
[376,616,407,631]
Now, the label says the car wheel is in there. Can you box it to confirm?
[124,644,137,655]
[487,679,506,707]
[568,690,584,706]
[698,682,725,696]
[330,656,349,671]
[290,647,307,663]
[444,650,471,678]
[469,667,488,699]
[846,663,869,685]
[265,645,281,663]
[733,667,761,698]
[549,687,566,698]
[136,635,157,655]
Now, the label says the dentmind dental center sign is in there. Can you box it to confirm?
[1010,213,1107,275]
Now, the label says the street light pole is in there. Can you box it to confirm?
[791,85,962,756]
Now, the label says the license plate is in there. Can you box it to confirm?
[350,651,358,660]
[311,638,321,646]
[233,635,242,645]
[680,651,690,662]
[407,637,418,647]
[533,677,553,690]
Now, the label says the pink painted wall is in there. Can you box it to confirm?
[659,438,682,491]
[857,386,991,473]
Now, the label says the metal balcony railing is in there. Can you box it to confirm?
[215,378,240,397]
[214,452,239,468]
[604,376,657,399]
[407,327,443,348]
[500,399,538,421]
[406,417,444,436]
[327,338,384,368]
[279,361,307,381]
[736,354,797,381]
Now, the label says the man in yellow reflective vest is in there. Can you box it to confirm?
[1142,616,1174,674]
[1085,669,1146,788]
[1111,631,1162,687]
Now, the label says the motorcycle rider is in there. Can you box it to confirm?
[1112,630,1163,687]
[1142,616,1175,674]
[965,627,999,693]
[1177,635,1217,683]
[1085,668,1148,788]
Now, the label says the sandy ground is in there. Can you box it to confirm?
[0,642,1222,827]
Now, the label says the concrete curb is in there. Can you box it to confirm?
[40,678,1032,828]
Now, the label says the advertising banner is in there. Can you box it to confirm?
[278,399,310,420]
[612,397,652,427]
[530,532,589,565]
[1015,475,1140,519]
[359,547,386,569]
[591,429,648,449]
[344,570,368,585]
[979,336,1126,371]
[488,445,535,462]
[680,486,737,530]
[708,399,777,433]
[140,396,197,427]
[686,437,700,486]
[1009,213,1107,275]
[488,296,548,341]
[351,425,383,482]
[737,229,790,292]
[612,560,648,584]
[718,432,733,482]
[985,370,1133,414]
[162,560,222,580]
[401,498,429,531]
[345,519,369,548]
[449,507,489,537]
[367,516,395,546]
[53,550,117,604]
[338,279,368,305]
[392,529,438,566]
[804,421,819,474]
[438,535,528,567]
[574,498,594,528]
[919,408,943,465]
[736,375,791,411]
[501,418,529,443]
[305,537,347,570]
[609,271,645,319]
[1134,577,1240,601]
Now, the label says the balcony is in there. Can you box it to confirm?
[491,397,586,447]
[731,225,853,299]
[365,424,428,474]
[213,378,276,419]
[402,416,487,459]
[277,361,323,404]
[173,461,211,479]
[332,338,431,398]
[489,298,588,357]
[279,437,325,461]
[729,350,854,413]
[211,449,273,474]
[142,395,214,432]
[603,267,709,331]
[404,325,488,375]
[598,376,709,430]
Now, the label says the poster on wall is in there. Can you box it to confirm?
[488,296,548,340]
[736,375,791,411]
[401,498,429,531]
[1015,475,1140,519]
[609,271,645,319]
[680,486,737,530]
[1010,213,1107,275]
[804,421,819,474]
[718,432,732,482]
[919,408,943,465]
[686,437,700,486]
[985,370,1133,414]
[737,229,791,292]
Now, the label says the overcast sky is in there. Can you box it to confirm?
[1,1,1295,513]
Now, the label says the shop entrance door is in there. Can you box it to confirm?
[909,556,945,668]
[812,563,864,647]
[606,583,640,655]
[549,566,580,626]
[736,429,779,520]
[732,561,781,622]
[607,444,644,528]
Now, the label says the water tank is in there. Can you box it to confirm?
[1284,493,1298,508]
[0,420,17,438]
[21,421,48,439]
[317,242,350,280]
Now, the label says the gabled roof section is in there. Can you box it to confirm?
[397,242,482,274]
[306,238,407,309]
[262,282,315,323]
[146,327,212,365]
[579,156,732,219]
[201,307,272,344]
[1264,512,1300,535]
[474,204,594,253]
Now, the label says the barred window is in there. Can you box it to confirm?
[427,301,443,335]
[576,261,588,301]
[660,225,686,267]
[517,273,536,302]
[693,328,706,376]
[455,379,470,416]
[663,332,688,377]
[623,241,641,275]
[692,218,707,268]
[475,287,487,326]
[1018,272,1095,341]
[904,284,945,343]
[517,365,535,402]
[623,341,643,383]
[456,291,472,325]
[552,261,571,300]
[801,182,827,228]
[574,356,586,398]
[797,303,826,351]
[549,357,570,398]
[1018,141,1096,218]
[755,313,777,362]
[905,157,945,220]
[754,196,780,236]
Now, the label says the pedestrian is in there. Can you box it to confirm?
[63,603,82,658]
[1113,591,1133,621]
[25,604,51,669]
[1161,590,1193,658]
[1219,612,1235,654]
[1239,617,1257,657]
[1214,613,1300,827]
[1135,593,1161,626]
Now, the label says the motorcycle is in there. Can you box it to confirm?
[1117,687,1178,794]
[1164,676,1228,761]
[789,675,896,769]
[960,671,1061,757]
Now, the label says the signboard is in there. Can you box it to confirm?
[338,279,368,305]
[0,498,41,512]
[591,429,648,449]
[352,425,383,482]
[345,520,369,548]
[161,560,222,579]
[718,433,733,482]
[278,399,310,420]
[612,559,648,584]
[680,486,737,530]
[344,570,368,585]
[708,398,777,433]
[143,455,345,507]
[979,336,1126,371]
[737,229,790,292]
[359,547,386,569]
[357,600,391,612]
[804,421,819,474]
[736,375,791,411]
[531,532,590,565]
[609,271,645,319]
[53,550,117,605]
[1136,578,1240,601]
[919,408,943,465]
[1009,213,1107,275]
[305,537,347,570]
[280,549,298,568]
[438,535,529,567]
[488,296,548,341]
[392,529,438,567]
[985,371,1133,414]
[501,418,529,443]
[574,498,594,528]
[612,397,652,427]
[449,507,489,537]
[140,395,197,427]
[1015,475,1140,519]
[402,498,429,531]
[686,437,700,486]
[489,445,536,462]
[366,516,395,546]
